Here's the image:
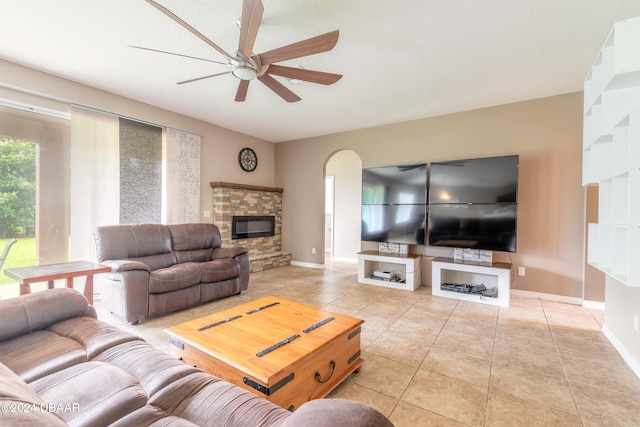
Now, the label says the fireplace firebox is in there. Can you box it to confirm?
[231,216,275,239]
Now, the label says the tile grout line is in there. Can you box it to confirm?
[542,303,586,425]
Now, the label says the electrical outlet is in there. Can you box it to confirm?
[312,247,316,254]
[634,314,639,332]
[518,266,526,276]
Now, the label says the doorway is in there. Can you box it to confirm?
[323,150,362,263]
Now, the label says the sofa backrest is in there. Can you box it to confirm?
[95,224,176,270]
[168,223,222,263]
[0,288,95,343]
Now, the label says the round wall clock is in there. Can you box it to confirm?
[238,147,258,172]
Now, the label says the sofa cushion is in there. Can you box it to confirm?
[47,316,143,359]
[169,223,222,264]
[93,340,200,397]
[95,224,176,270]
[148,263,201,294]
[0,362,68,427]
[30,361,148,427]
[149,372,291,427]
[278,398,395,427]
[110,405,200,427]
[0,288,94,343]
[200,258,240,283]
[0,330,86,383]
[168,223,222,251]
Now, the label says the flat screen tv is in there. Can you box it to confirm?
[362,204,427,245]
[362,163,427,245]
[428,155,519,253]
[429,155,518,204]
[362,164,427,205]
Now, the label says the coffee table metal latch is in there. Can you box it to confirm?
[197,315,242,331]
[256,334,300,357]
[302,316,335,333]
[246,301,280,314]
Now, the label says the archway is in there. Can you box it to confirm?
[323,150,362,264]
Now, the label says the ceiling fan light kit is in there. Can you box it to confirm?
[231,65,258,80]
[142,0,342,102]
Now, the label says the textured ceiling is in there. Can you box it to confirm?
[1,1,639,142]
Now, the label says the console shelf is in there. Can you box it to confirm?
[431,257,511,307]
[357,251,421,291]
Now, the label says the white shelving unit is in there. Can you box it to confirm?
[431,257,511,307]
[357,251,421,291]
[583,16,640,287]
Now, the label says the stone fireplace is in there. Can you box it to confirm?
[210,182,291,272]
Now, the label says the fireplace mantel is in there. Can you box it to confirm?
[210,182,283,193]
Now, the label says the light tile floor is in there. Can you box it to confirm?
[93,261,640,426]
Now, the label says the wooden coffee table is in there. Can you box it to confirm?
[165,296,364,411]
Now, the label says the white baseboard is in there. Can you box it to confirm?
[510,289,583,305]
[582,299,606,310]
[290,261,324,269]
[602,325,640,380]
[329,256,358,263]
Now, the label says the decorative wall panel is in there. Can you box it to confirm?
[165,128,200,223]
[119,118,162,224]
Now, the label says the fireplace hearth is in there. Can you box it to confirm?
[232,216,275,239]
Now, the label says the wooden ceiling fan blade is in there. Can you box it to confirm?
[144,0,234,61]
[235,80,250,102]
[258,30,339,66]
[177,71,230,85]
[128,45,227,65]
[257,74,301,102]
[266,64,342,85]
[238,0,263,57]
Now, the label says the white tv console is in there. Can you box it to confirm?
[431,257,511,307]
[357,250,421,291]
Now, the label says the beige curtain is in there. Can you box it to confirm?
[69,106,119,262]
[163,127,201,224]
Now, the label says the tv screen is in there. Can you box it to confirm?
[429,155,518,204]
[361,163,428,245]
[362,204,426,245]
[428,154,519,253]
[428,203,517,252]
[362,164,427,205]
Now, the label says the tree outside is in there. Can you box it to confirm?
[0,138,36,239]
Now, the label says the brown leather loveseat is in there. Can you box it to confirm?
[95,223,249,324]
[0,289,394,426]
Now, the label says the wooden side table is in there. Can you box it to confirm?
[4,261,111,305]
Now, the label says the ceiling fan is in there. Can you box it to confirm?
[137,0,342,102]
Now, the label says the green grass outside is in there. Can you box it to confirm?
[0,238,36,285]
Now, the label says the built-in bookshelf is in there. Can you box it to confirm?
[583,16,640,287]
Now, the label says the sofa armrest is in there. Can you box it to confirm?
[279,398,393,427]
[212,246,248,260]
[101,260,150,273]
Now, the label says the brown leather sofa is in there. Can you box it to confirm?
[95,223,250,324]
[0,289,394,427]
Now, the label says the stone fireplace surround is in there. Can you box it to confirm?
[210,182,291,272]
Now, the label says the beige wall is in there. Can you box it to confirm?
[0,59,275,221]
[276,93,586,298]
